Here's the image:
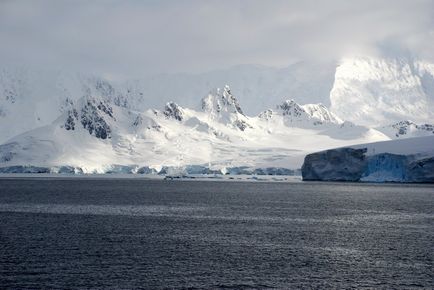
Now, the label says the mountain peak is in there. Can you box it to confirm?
[378,120,434,138]
[261,100,344,126]
[302,103,343,124]
[277,99,307,119]
[330,56,434,126]
[163,102,184,121]
[201,85,244,117]
[62,96,113,140]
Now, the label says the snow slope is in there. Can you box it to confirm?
[377,121,434,139]
[0,86,389,173]
[0,63,336,143]
[0,68,136,143]
[1,55,433,173]
[1,56,434,143]
[330,56,434,126]
[349,135,434,158]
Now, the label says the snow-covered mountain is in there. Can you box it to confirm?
[330,57,434,126]
[1,55,433,173]
[0,68,138,143]
[0,86,388,173]
[302,103,343,124]
[1,55,433,143]
[258,100,343,126]
[377,120,434,139]
[0,63,339,143]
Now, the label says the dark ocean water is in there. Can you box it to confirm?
[0,178,433,289]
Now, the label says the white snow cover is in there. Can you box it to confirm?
[302,103,343,124]
[376,121,434,139]
[350,135,434,158]
[0,86,389,173]
[330,56,434,126]
[2,56,433,143]
[1,55,434,173]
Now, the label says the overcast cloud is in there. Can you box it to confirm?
[0,0,433,79]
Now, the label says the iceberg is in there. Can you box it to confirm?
[301,136,434,183]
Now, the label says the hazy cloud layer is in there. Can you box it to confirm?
[1,0,433,79]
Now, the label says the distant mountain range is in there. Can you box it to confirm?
[0,56,433,173]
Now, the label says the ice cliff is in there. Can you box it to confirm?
[301,136,434,183]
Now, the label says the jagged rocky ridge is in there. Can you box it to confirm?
[64,97,114,139]
[377,121,434,138]
[1,55,434,175]
[1,56,434,143]
[0,84,393,174]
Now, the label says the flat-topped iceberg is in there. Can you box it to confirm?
[301,136,434,183]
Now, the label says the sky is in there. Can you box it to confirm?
[0,0,433,79]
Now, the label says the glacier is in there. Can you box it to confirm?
[0,84,390,174]
[1,55,434,143]
[330,56,434,127]
[301,136,434,183]
[1,55,434,175]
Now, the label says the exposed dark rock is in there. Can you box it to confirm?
[113,94,128,108]
[97,101,114,118]
[279,100,306,118]
[133,115,142,126]
[258,109,273,120]
[5,90,16,103]
[64,109,78,130]
[201,85,244,116]
[223,86,244,115]
[163,102,183,121]
[234,119,251,131]
[80,113,111,139]
[80,100,112,139]
[386,120,434,138]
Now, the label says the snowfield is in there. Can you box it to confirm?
[0,55,433,175]
[0,86,389,173]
